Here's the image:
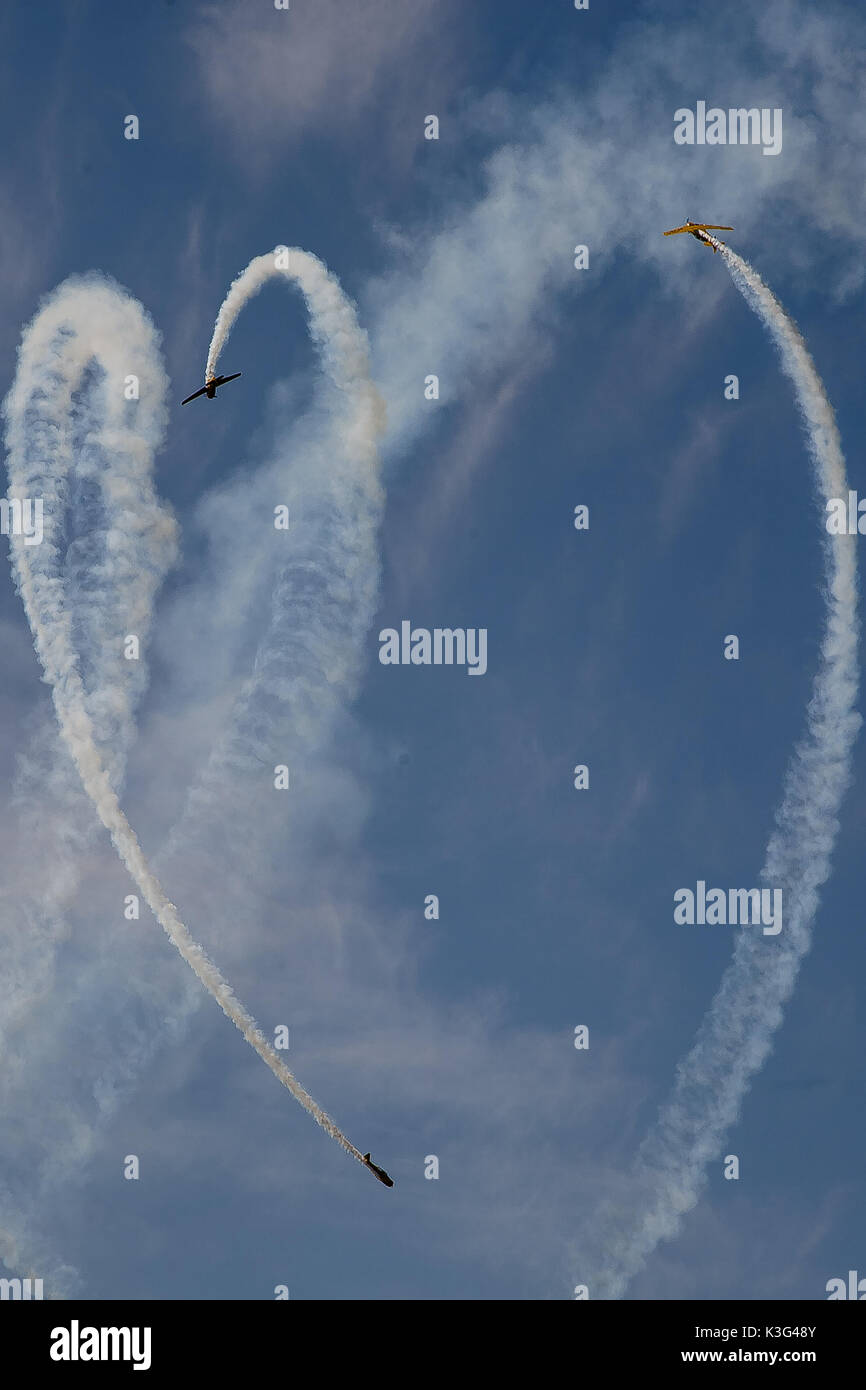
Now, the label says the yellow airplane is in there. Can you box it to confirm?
[663,220,733,252]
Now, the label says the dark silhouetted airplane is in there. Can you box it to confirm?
[362,1153,394,1187]
[181,372,242,405]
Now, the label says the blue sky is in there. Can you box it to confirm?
[0,0,864,1300]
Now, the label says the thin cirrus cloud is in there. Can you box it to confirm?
[185,0,468,170]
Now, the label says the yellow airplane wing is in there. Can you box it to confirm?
[664,222,733,236]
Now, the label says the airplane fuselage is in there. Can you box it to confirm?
[362,1152,394,1187]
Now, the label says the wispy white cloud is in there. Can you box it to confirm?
[186,0,467,175]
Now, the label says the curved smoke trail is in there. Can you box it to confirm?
[1,275,178,1291]
[585,243,860,1297]
[1,278,177,1048]
[163,247,385,855]
[5,254,385,1175]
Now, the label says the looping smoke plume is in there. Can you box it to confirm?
[4,256,387,1220]
[584,243,860,1298]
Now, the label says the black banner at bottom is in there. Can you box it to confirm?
[2,1298,861,1376]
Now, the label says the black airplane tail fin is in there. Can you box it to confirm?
[362,1153,370,1162]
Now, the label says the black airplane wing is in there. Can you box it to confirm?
[213,372,242,388]
[181,386,208,405]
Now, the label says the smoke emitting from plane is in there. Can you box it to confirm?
[4,254,387,1184]
[584,240,860,1297]
[206,246,387,453]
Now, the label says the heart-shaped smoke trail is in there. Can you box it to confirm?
[4,252,386,1179]
[583,243,860,1297]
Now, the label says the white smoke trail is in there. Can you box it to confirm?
[76,249,388,1141]
[78,248,389,1196]
[585,242,859,1297]
[6,256,385,1174]
[207,246,386,446]
[169,247,385,845]
[1,275,179,1291]
[1,277,176,1052]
